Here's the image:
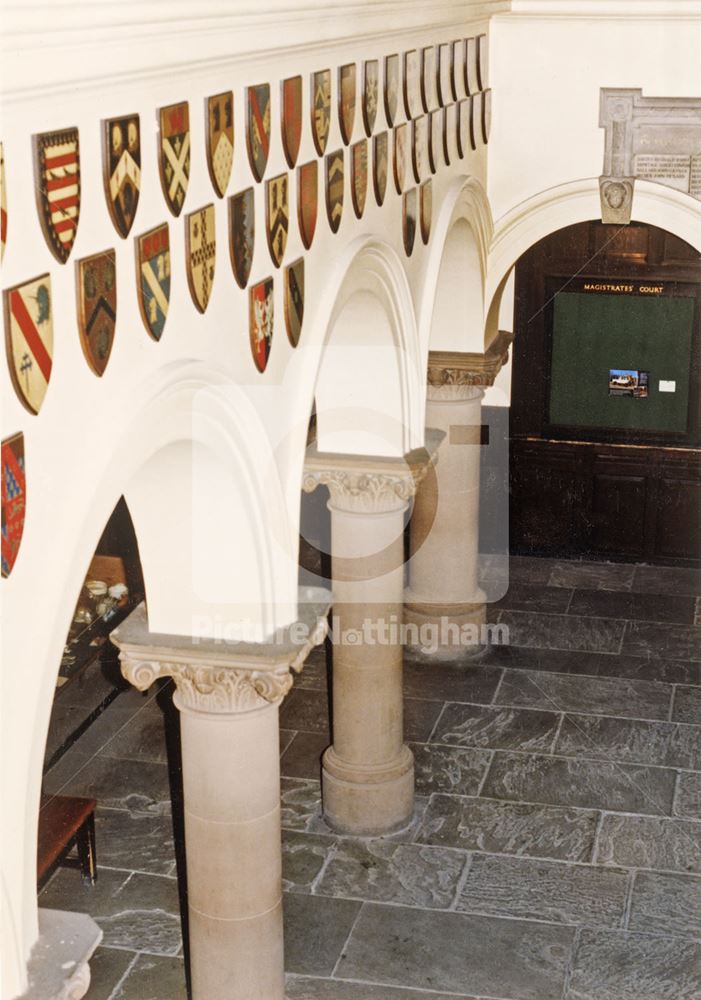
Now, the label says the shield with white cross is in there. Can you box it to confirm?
[158,102,190,216]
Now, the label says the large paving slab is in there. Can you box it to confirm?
[595,813,701,873]
[337,902,575,999]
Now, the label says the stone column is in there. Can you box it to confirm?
[303,437,440,836]
[405,336,512,661]
[111,589,330,1000]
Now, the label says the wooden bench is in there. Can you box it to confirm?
[37,794,97,887]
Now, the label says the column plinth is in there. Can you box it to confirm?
[303,436,441,836]
[405,339,512,662]
[112,588,330,1000]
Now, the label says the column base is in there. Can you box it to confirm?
[403,592,487,662]
[321,745,414,836]
[20,910,102,1000]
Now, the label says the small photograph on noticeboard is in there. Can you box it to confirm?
[608,369,649,398]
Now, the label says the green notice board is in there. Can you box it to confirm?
[549,292,694,434]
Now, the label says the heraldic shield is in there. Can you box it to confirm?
[266,173,289,268]
[250,277,274,373]
[1,143,7,260]
[362,60,379,137]
[136,223,170,341]
[158,102,190,217]
[339,64,357,146]
[103,115,141,237]
[311,69,331,156]
[373,131,388,207]
[206,91,234,198]
[384,54,399,127]
[3,274,53,415]
[186,204,216,313]
[351,140,368,219]
[285,257,304,348]
[247,84,271,183]
[33,128,80,263]
[403,187,417,257]
[228,188,255,289]
[326,149,344,234]
[297,160,318,251]
[2,432,25,578]
[76,249,117,376]
[282,76,303,169]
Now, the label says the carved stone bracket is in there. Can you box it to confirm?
[303,430,444,514]
[111,590,331,715]
[427,330,513,400]
[599,87,701,223]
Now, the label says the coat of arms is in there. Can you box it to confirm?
[384,55,399,128]
[403,188,417,257]
[297,161,318,250]
[206,92,234,198]
[2,433,25,578]
[247,84,271,183]
[362,61,379,137]
[282,76,303,168]
[453,39,466,99]
[466,37,479,95]
[438,43,455,106]
[420,180,432,245]
[373,132,388,206]
[393,124,408,194]
[325,149,344,234]
[285,257,304,348]
[185,205,216,313]
[1,144,7,260]
[339,64,356,146]
[266,173,289,268]
[483,89,492,144]
[351,140,368,219]
[456,98,469,159]
[158,102,190,216]
[33,128,80,263]
[403,49,422,120]
[422,47,438,113]
[311,70,331,156]
[429,110,443,173]
[3,274,53,414]
[103,115,141,237]
[249,278,274,373]
[76,250,117,376]
[136,223,170,341]
[473,93,483,149]
[228,188,255,289]
[412,116,429,183]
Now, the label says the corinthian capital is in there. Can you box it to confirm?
[112,591,331,715]
[427,331,513,400]
[303,432,443,514]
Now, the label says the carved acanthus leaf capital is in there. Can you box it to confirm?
[119,654,295,713]
[302,466,425,513]
[427,333,513,399]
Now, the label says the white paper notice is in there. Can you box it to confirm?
[659,380,676,393]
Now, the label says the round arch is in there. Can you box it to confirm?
[311,237,423,457]
[3,360,295,994]
[485,177,701,348]
[419,176,493,357]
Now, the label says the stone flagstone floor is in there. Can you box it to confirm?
[39,556,701,999]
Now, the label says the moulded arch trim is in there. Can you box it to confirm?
[485,177,701,347]
[311,235,424,456]
[419,175,494,358]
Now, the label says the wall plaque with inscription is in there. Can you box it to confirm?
[599,88,701,223]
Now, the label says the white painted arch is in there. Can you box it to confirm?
[485,178,701,348]
[420,176,494,357]
[312,237,424,458]
[2,360,296,997]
